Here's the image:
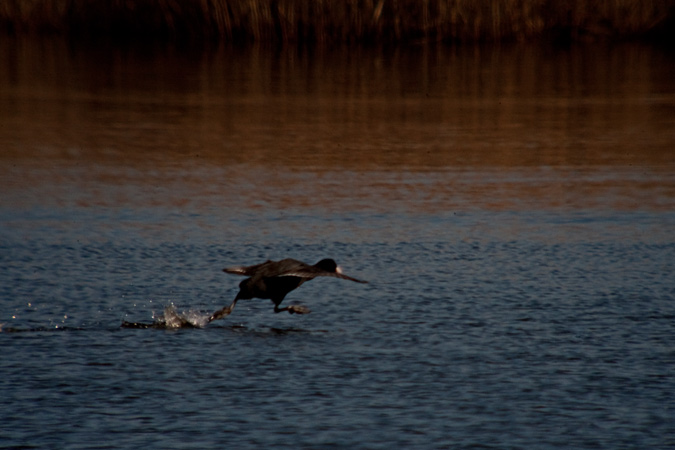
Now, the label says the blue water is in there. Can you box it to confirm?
[2,202,674,449]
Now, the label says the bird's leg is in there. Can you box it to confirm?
[274,304,311,314]
[208,297,239,323]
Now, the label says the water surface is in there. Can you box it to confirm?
[1,38,674,449]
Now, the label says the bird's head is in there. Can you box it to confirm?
[314,258,340,273]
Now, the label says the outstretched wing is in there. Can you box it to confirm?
[224,258,368,283]
[223,260,275,276]
[279,264,368,283]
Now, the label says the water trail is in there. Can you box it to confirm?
[121,304,210,329]
[159,305,211,328]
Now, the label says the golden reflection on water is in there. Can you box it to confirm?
[1,38,673,212]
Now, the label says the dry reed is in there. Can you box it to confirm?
[0,0,672,43]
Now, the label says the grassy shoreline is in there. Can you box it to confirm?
[1,0,673,44]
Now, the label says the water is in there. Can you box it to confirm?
[1,38,674,449]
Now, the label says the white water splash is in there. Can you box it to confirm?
[153,304,210,329]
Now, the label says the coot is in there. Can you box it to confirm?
[209,258,367,322]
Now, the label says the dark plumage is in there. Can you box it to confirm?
[208,258,367,322]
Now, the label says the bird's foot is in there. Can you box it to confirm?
[287,305,311,314]
[209,305,233,322]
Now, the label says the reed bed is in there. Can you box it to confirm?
[1,0,672,43]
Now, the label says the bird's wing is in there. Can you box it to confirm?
[224,258,368,283]
[223,259,307,278]
[279,268,368,283]
[223,260,275,276]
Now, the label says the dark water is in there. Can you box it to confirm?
[1,38,674,449]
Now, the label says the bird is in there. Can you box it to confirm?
[208,258,367,322]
